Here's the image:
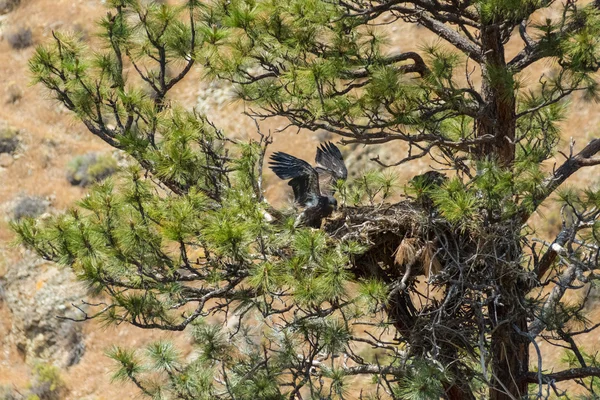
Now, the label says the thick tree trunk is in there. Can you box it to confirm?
[476,26,529,399]
[476,25,516,167]
[489,304,530,400]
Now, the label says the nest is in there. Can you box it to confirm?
[323,200,527,351]
[324,201,423,241]
[324,201,438,280]
[324,200,523,283]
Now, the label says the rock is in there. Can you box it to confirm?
[0,252,87,367]
[196,80,236,114]
[0,153,13,168]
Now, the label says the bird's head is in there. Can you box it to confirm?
[326,195,338,211]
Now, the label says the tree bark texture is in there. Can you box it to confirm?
[489,302,530,400]
[476,25,516,166]
[477,25,529,399]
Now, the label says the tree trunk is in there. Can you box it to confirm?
[489,303,530,400]
[476,26,529,399]
[476,24,516,167]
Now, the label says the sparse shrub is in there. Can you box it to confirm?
[0,385,22,400]
[26,364,67,400]
[0,0,20,15]
[6,27,33,50]
[314,129,333,142]
[66,153,117,187]
[12,196,48,220]
[6,84,22,104]
[0,364,67,400]
[0,127,19,154]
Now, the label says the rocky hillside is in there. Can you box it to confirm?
[0,0,599,399]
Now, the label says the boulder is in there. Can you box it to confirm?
[0,251,87,367]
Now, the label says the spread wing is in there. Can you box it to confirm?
[269,152,321,207]
[315,142,347,195]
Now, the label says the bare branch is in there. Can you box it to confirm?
[528,264,577,337]
[534,227,573,280]
[525,367,600,383]
[343,52,430,78]
[526,138,600,219]
[519,19,535,50]
[416,14,482,63]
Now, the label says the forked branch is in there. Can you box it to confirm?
[526,138,600,220]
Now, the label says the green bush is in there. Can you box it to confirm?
[26,363,67,400]
[66,153,117,187]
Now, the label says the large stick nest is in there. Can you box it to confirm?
[322,200,528,354]
[324,201,437,281]
[324,201,424,242]
[324,200,524,283]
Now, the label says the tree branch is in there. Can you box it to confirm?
[534,227,573,280]
[342,51,430,78]
[525,367,600,383]
[526,138,600,220]
[528,264,577,337]
[417,14,482,63]
[509,1,600,71]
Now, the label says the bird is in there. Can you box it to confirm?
[407,170,447,211]
[269,142,347,228]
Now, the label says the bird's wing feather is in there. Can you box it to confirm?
[315,142,347,195]
[269,152,320,206]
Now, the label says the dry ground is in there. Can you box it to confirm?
[0,0,599,398]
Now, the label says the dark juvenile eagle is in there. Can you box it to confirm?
[269,142,348,228]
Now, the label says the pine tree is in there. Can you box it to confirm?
[17,0,600,398]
